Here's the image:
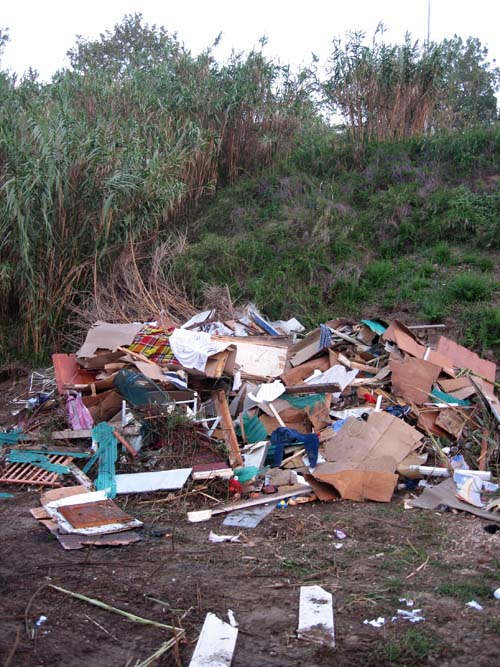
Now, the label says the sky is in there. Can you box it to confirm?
[1,0,499,81]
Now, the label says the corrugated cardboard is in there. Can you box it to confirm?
[312,412,422,502]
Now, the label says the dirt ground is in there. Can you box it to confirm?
[1,370,500,667]
[1,485,500,667]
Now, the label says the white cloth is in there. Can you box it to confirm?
[170,328,230,372]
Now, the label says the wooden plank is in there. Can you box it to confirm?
[284,383,340,395]
[479,428,489,471]
[113,430,138,458]
[298,585,335,647]
[212,484,311,516]
[67,462,95,490]
[187,484,312,522]
[52,426,140,440]
[212,390,243,467]
[189,613,238,667]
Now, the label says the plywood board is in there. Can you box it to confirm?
[37,518,141,550]
[384,320,454,374]
[52,353,96,394]
[437,336,496,382]
[390,355,441,405]
[227,340,288,378]
[435,409,468,438]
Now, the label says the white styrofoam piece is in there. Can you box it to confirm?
[115,468,192,494]
[46,490,105,509]
[189,612,238,667]
[298,585,335,647]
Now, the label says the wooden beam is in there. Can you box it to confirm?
[211,390,243,467]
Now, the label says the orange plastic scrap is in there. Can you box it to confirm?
[52,353,96,394]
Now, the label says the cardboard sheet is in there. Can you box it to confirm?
[312,412,422,502]
[76,322,143,361]
[409,478,500,523]
[82,389,123,423]
[417,409,450,439]
[390,355,441,405]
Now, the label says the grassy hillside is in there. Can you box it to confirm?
[175,125,500,351]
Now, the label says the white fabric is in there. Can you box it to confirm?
[170,328,231,372]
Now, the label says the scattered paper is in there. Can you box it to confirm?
[208,531,242,543]
[364,617,386,628]
[332,528,347,540]
[399,598,415,607]
[395,609,425,623]
[466,600,484,611]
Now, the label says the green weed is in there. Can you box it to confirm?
[371,628,436,666]
[462,306,500,350]
[437,579,492,601]
[447,273,494,302]
[363,260,396,288]
[462,253,495,272]
[429,241,453,265]
[419,294,450,322]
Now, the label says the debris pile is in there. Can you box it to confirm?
[2,309,500,545]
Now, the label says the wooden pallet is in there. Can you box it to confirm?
[0,455,74,487]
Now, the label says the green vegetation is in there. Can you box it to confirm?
[370,628,436,666]
[437,579,493,601]
[1,15,500,360]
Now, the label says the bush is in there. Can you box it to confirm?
[463,306,500,350]
[447,273,494,302]
[363,260,396,288]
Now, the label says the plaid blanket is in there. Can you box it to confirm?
[127,326,175,365]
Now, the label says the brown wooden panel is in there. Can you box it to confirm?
[59,499,133,529]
